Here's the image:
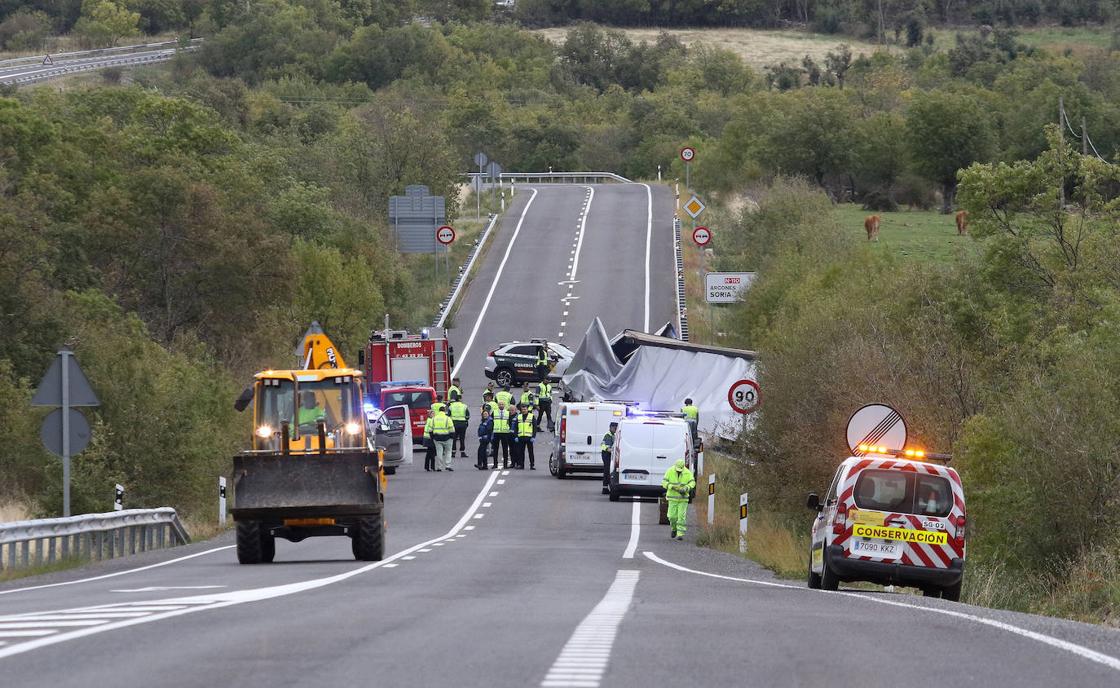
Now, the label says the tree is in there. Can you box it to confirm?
[906,90,995,213]
[74,0,140,48]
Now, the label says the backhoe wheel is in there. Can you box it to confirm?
[236,521,264,564]
[353,515,385,561]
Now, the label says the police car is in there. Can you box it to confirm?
[806,445,966,600]
[484,340,574,387]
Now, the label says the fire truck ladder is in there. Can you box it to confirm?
[432,338,449,398]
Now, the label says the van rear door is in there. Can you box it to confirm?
[649,423,687,485]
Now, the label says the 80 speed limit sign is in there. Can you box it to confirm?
[728,379,761,414]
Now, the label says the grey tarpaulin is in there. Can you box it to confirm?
[564,319,758,438]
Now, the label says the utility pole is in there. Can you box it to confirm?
[1082,115,1089,155]
[1058,96,1066,208]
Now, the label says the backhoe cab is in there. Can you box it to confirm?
[230,322,401,565]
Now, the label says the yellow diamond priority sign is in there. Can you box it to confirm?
[683,194,706,219]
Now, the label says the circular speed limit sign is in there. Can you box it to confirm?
[680,147,696,162]
[692,226,711,246]
[728,379,761,414]
[436,225,456,245]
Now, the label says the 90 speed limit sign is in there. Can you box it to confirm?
[728,379,761,414]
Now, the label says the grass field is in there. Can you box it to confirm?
[929,24,1118,57]
[534,27,886,69]
[832,203,978,264]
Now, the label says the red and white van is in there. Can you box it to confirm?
[806,449,966,600]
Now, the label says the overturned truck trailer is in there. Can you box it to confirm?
[563,318,757,439]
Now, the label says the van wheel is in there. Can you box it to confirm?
[352,515,384,561]
[808,548,823,589]
[820,549,840,591]
[922,587,940,598]
[941,580,962,602]
[658,498,670,525]
[609,485,620,502]
[384,467,396,475]
[495,368,514,388]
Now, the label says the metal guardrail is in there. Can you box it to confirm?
[0,38,201,69]
[0,46,197,85]
[434,212,500,328]
[0,508,191,571]
[673,217,689,341]
[500,172,633,185]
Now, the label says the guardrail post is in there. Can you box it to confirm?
[47,537,56,564]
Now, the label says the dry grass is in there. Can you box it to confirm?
[534,26,888,69]
[0,500,32,523]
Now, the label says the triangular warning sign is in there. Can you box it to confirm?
[42,54,53,66]
[31,348,100,407]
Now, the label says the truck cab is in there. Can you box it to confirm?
[371,381,437,443]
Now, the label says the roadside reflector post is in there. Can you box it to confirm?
[696,446,704,476]
[114,484,124,511]
[219,476,228,527]
[739,492,749,554]
[707,474,716,526]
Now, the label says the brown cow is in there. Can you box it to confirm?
[864,215,881,241]
[955,210,968,236]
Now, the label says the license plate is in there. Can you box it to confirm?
[570,453,596,464]
[850,538,903,560]
[623,472,647,481]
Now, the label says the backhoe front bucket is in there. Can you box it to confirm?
[231,451,381,521]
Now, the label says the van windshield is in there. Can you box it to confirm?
[853,470,952,517]
[384,390,434,410]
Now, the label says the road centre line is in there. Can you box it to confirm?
[541,570,640,688]
[450,188,539,378]
[570,186,595,281]
[0,470,501,660]
[622,501,641,559]
[642,552,1120,674]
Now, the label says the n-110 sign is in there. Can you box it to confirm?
[705,272,755,303]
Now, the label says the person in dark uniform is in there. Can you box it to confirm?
[600,422,618,494]
[476,406,494,470]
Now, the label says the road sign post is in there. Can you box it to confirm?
[739,492,749,553]
[114,484,124,511]
[474,151,488,219]
[707,474,716,526]
[219,476,228,527]
[32,347,99,517]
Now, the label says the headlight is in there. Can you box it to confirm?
[255,425,273,438]
[345,422,363,435]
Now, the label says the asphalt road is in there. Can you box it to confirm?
[0,47,181,85]
[2,184,1119,686]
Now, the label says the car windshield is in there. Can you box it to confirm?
[384,390,434,410]
[295,378,362,437]
[853,469,952,517]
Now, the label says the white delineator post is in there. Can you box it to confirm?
[114,484,124,511]
[219,476,228,527]
[707,474,716,526]
[739,492,749,554]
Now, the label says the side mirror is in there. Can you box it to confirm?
[806,493,821,511]
[233,386,253,412]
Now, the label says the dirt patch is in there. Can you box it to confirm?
[0,500,32,523]
[534,27,888,69]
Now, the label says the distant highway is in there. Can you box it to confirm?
[0,40,197,86]
[1,183,1118,686]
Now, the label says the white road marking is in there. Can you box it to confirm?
[402,556,416,560]
[111,586,226,593]
[622,500,641,559]
[569,186,595,280]
[483,502,492,507]
[0,620,106,628]
[382,564,398,568]
[640,182,652,332]
[450,188,539,378]
[642,552,1120,674]
[0,470,502,660]
[419,548,433,552]
[0,630,56,638]
[541,570,640,688]
[0,545,236,597]
[464,526,476,531]
[473,513,484,519]
[497,479,506,485]
[432,543,444,547]
[489,491,499,497]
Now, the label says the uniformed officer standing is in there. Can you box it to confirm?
[491,400,513,469]
[495,385,513,409]
[681,398,699,448]
[519,384,537,412]
[514,402,536,469]
[430,406,455,472]
[535,344,551,382]
[600,422,618,494]
[536,379,554,432]
[662,459,696,540]
[431,394,446,415]
[476,406,494,470]
[448,377,463,404]
[423,414,436,472]
[449,393,470,458]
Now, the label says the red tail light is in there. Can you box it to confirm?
[832,505,848,535]
[488,350,496,357]
[559,417,566,443]
[954,515,966,546]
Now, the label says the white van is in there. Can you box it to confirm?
[550,402,628,478]
[609,416,694,501]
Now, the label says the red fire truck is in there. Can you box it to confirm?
[359,326,454,441]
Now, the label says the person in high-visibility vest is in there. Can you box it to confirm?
[514,402,536,469]
[481,390,498,416]
[423,415,436,472]
[430,407,455,472]
[600,422,618,495]
[661,459,696,540]
[490,401,513,469]
[535,344,551,382]
[431,394,446,415]
[681,397,699,448]
[297,391,325,431]
[495,385,513,408]
[449,396,470,459]
[448,378,463,404]
[519,385,537,410]
[536,379,554,432]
